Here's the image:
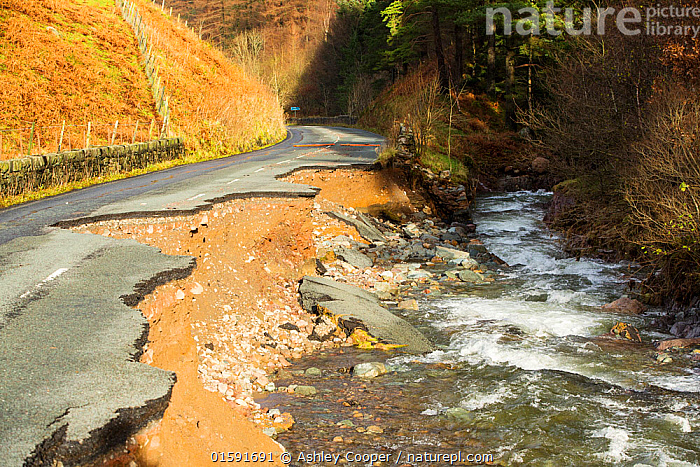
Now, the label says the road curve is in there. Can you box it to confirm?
[0,126,383,466]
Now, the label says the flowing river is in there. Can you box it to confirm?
[263,191,700,466]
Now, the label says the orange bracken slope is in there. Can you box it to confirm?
[0,0,285,158]
[0,0,159,152]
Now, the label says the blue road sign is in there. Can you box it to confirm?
[291,107,300,111]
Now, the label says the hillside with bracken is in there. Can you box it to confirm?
[0,0,285,159]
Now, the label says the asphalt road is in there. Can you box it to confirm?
[0,126,383,466]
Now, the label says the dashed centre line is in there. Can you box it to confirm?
[19,268,70,299]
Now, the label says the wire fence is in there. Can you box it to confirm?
[0,0,200,161]
[0,120,160,161]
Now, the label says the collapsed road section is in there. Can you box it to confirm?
[0,127,383,466]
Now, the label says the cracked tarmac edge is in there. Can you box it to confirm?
[0,231,194,467]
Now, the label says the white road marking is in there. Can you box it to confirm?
[187,193,206,201]
[226,178,241,185]
[276,159,292,165]
[255,167,265,173]
[44,268,69,283]
[20,268,70,298]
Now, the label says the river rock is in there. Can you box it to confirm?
[457,270,485,283]
[273,369,294,380]
[601,297,646,315]
[334,247,373,269]
[309,315,338,342]
[294,385,318,396]
[656,353,673,364]
[467,244,488,255]
[420,234,440,244]
[449,257,480,270]
[398,299,419,311]
[373,282,395,294]
[305,367,322,377]
[525,293,549,302]
[403,223,422,238]
[656,337,700,351]
[300,258,327,276]
[407,270,433,280]
[408,243,433,258]
[353,362,387,378]
[445,270,460,280]
[435,246,471,260]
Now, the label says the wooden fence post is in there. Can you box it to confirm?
[160,97,170,136]
[86,122,91,148]
[0,133,3,159]
[111,120,119,145]
[149,119,155,140]
[58,120,65,152]
[132,121,139,144]
[28,122,35,156]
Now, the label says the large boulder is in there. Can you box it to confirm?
[657,337,700,351]
[298,276,433,354]
[531,157,550,174]
[601,297,646,315]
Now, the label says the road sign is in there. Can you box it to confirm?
[291,107,300,111]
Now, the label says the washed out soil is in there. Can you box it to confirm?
[73,167,417,466]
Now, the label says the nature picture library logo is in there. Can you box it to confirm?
[486,1,700,38]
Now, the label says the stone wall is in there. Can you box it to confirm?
[0,138,184,197]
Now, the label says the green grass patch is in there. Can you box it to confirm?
[377,147,397,165]
[420,149,470,185]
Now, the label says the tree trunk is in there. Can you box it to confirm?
[431,6,449,91]
[487,21,496,94]
[454,23,464,86]
[504,40,516,129]
[468,26,476,77]
[528,47,533,114]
